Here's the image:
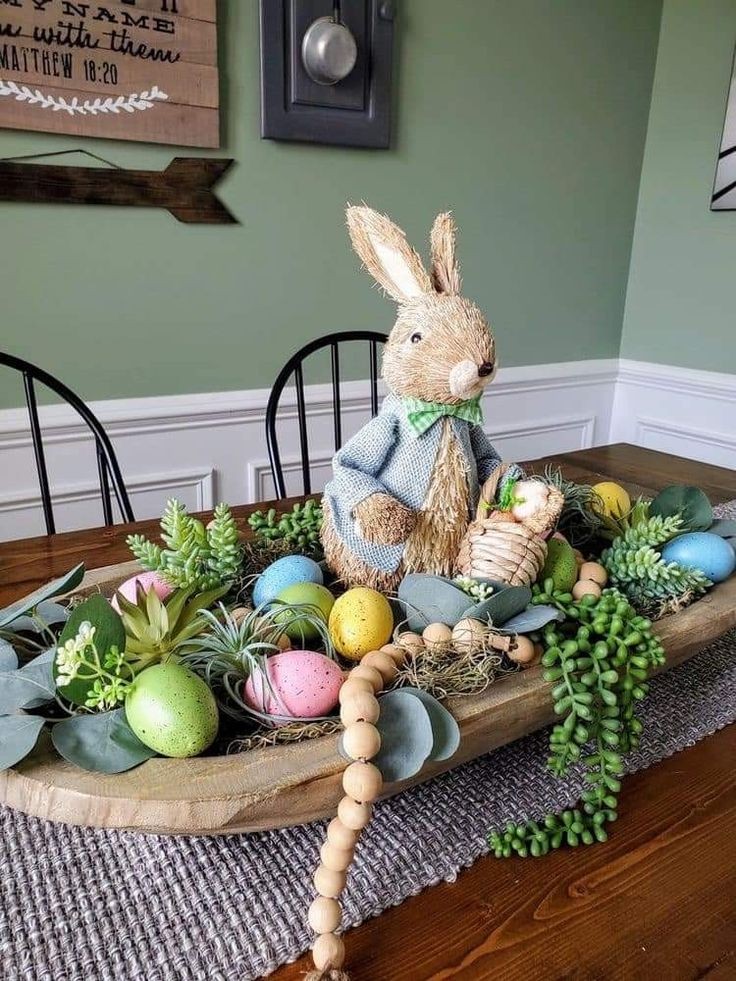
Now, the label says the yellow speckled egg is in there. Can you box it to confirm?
[328,588,394,662]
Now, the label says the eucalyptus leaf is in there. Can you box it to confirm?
[397,575,472,632]
[709,519,736,541]
[501,604,565,634]
[51,709,156,774]
[18,649,57,709]
[405,688,460,762]
[372,689,434,782]
[650,485,712,532]
[55,595,126,707]
[0,649,57,714]
[466,585,532,626]
[10,601,70,635]
[0,639,18,672]
[0,715,45,770]
[0,563,84,629]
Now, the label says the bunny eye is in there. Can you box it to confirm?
[410,333,422,344]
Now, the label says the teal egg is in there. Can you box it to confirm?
[661,532,736,583]
[252,555,323,607]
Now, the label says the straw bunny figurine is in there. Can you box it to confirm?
[322,205,522,592]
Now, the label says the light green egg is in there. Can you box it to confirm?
[273,582,335,641]
[125,662,218,758]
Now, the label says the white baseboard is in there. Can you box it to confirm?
[0,356,731,542]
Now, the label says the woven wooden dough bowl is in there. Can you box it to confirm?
[1,560,735,836]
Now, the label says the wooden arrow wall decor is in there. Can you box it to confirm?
[0,157,236,224]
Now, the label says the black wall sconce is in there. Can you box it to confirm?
[259,1,396,149]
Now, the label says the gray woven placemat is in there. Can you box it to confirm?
[2,507,735,981]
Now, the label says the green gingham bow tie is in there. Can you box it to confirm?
[404,395,484,435]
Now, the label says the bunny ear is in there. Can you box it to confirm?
[430,211,462,295]
[346,205,433,304]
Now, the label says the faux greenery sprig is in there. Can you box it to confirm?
[541,466,605,548]
[248,499,323,553]
[55,621,135,711]
[602,508,710,616]
[488,587,664,858]
[127,499,243,591]
[453,576,495,602]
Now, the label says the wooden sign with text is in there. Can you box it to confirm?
[0,0,219,146]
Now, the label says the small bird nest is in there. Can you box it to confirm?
[394,642,503,700]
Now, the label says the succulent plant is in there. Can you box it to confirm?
[115,583,227,670]
[601,512,710,615]
[127,499,243,591]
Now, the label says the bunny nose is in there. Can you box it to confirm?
[478,362,495,377]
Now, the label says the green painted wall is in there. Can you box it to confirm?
[0,0,662,408]
[621,0,736,373]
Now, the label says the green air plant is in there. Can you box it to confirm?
[601,510,711,617]
[488,587,665,858]
[179,603,335,726]
[115,584,227,670]
[127,499,243,591]
[540,466,604,548]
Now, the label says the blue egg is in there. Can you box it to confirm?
[252,555,324,607]
[660,532,736,584]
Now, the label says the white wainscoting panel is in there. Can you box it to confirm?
[0,359,617,542]
[2,357,732,542]
[611,360,736,470]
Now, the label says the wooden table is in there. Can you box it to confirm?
[1,444,735,980]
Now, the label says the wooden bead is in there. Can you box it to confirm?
[349,663,383,693]
[327,816,359,851]
[312,932,346,972]
[380,643,407,666]
[422,622,452,653]
[397,631,424,656]
[339,690,380,726]
[342,720,381,760]
[342,761,383,803]
[313,863,346,899]
[320,840,354,872]
[573,579,602,600]
[308,896,342,934]
[338,676,373,705]
[508,635,536,665]
[361,650,398,685]
[579,561,608,586]
[337,795,372,830]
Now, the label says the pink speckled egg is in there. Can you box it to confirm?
[111,571,174,613]
[244,650,343,719]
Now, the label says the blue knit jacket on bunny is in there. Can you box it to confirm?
[323,393,520,574]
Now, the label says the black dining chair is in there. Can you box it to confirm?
[1,352,134,535]
[266,331,387,498]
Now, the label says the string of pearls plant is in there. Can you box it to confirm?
[305,645,404,980]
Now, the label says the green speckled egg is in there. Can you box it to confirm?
[125,663,218,758]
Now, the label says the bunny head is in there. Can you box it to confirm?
[346,205,496,404]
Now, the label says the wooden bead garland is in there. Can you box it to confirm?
[360,650,398,684]
[308,896,342,934]
[342,720,381,760]
[336,796,372,830]
[339,690,379,726]
[306,646,388,980]
[313,864,346,899]
[348,663,383,693]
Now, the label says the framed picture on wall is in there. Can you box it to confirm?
[0,1,220,147]
[712,47,736,210]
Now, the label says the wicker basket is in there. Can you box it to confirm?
[455,466,564,586]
